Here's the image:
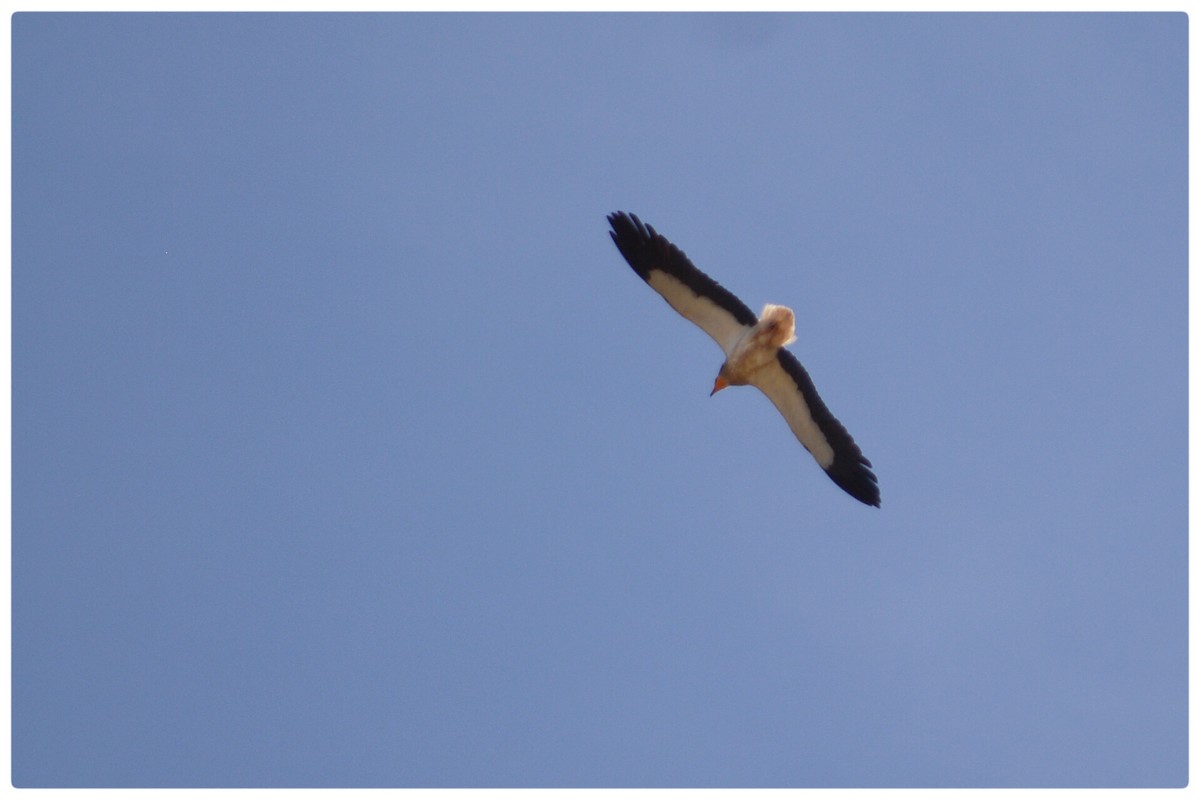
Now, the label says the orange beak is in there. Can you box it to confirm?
[710,375,729,396]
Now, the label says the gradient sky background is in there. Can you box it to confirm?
[11,12,1187,788]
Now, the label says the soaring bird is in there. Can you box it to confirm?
[607,211,880,507]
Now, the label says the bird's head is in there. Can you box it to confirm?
[710,365,730,396]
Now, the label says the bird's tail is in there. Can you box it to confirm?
[757,304,797,348]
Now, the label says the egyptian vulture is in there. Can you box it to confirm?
[607,211,880,507]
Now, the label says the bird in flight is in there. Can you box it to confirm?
[607,212,880,507]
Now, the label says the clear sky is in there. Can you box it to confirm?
[11,11,1187,788]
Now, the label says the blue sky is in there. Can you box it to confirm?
[11,12,1187,788]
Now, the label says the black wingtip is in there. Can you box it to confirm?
[607,212,660,282]
[607,211,655,241]
[832,469,881,507]
[826,452,881,507]
[607,210,639,228]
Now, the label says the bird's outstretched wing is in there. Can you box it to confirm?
[608,211,756,356]
[750,349,881,507]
